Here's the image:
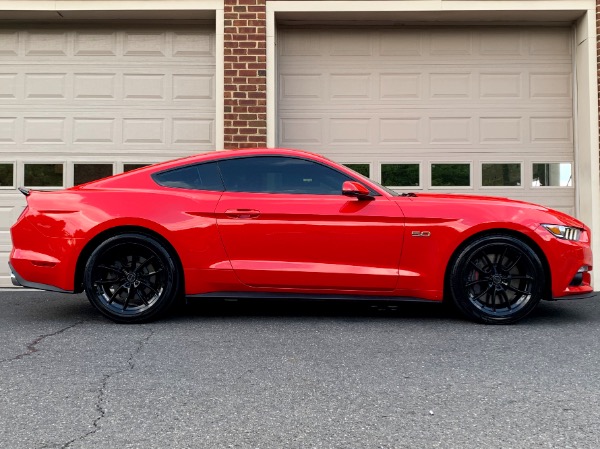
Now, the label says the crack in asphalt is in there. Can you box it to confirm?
[0,320,86,364]
[58,327,155,449]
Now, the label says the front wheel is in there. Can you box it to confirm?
[83,233,180,323]
[449,235,546,324]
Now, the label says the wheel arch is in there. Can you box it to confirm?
[443,228,551,302]
[74,225,185,294]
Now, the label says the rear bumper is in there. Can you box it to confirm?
[10,213,82,292]
[8,262,74,293]
[10,264,20,287]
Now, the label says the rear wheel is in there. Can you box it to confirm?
[83,233,180,323]
[449,235,546,324]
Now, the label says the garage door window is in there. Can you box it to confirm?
[74,164,113,186]
[382,163,420,188]
[344,164,370,178]
[124,164,150,173]
[431,163,470,187]
[532,163,572,187]
[0,163,14,188]
[24,163,64,187]
[482,163,521,187]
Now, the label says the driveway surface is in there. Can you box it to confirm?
[0,291,599,449]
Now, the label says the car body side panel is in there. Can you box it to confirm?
[10,188,237,294]
[392,195,593,300]
[215,192,405,291]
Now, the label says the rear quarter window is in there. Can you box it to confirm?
[152,162,224,192]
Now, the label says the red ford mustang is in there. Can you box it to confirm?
[9,148,593,324]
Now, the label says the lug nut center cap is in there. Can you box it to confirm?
[492,274,503,286]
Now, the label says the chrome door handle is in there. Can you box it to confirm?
[224,209,260,219]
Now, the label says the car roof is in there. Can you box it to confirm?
[75,148,337,190]
[174,147,332,165]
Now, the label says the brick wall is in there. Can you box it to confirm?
[224,0,267,149]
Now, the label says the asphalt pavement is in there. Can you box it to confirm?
[1,290,599,449]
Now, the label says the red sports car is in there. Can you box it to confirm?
[9,148,593,324]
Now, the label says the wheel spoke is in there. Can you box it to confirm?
[495,246,508,265]
[487,290,496,312]
[139,279,160,298]
[107,284,126,304]
[134,255,156,274]
[465,279,489,288]
[469,261,488,276]
[120,255,134,271]
[472,285,492,301]
[484,288,495,310]
[506,284,531,296]
[122,287,136,311]
[509,275,533,281]
[499,290,512,310]
[98,264,124,276]
[95,277,124,286]
[141,267,164,277]
[502,253,522,272]
[137,289,150,306]
[479,251,495,272]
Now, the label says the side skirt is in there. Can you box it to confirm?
[186,291,435,303]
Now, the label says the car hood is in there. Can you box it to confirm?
[391,193,586,229]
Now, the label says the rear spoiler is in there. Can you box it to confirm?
[18,187,31,196]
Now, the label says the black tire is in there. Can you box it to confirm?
[449,234,546,324]
[83,233,180,323]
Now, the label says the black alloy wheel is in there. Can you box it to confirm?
[449,234,546,324]
[84,233,180,323]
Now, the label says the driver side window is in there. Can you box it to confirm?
[218,156,354,195]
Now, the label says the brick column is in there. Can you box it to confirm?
[223,0,267,149]
[598,1,600,151]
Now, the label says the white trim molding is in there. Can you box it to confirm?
[0,1,224,11]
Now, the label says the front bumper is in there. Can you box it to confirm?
[533,225,593,299]
[551,292,596,301]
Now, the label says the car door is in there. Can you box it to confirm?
[214,155,404,291]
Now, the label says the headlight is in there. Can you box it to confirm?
[541,224,582,241]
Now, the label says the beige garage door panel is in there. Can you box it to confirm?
[0,112,215,154]
[280,68,572,108]
[0,24,216,287]
[278,27,574,213]
[279,110,573,154]
[0,27,216,157]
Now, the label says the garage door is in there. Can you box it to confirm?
[278,27,574,213]
[0,24,216,286]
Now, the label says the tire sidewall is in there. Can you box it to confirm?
[84,233,179,323]
[449,235,545,324]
